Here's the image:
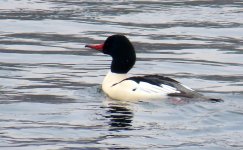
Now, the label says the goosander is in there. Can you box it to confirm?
[85,35,221,102]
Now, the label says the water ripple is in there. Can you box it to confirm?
[1,0,243,149]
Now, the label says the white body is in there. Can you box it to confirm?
[102,71,180,101]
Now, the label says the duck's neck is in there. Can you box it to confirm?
[102,71,127,88]
[111,58,135,74]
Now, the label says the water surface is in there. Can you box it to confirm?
[0,0,243,149]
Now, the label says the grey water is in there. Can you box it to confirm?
[0,0,243,149]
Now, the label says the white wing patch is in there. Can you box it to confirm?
[136,81,180,94]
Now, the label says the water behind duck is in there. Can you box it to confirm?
[0,0,243,149]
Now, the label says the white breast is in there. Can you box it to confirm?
[102,72,180,101]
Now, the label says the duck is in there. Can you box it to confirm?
[85,34,221,102]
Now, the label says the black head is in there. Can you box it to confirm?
[86,35,136,74]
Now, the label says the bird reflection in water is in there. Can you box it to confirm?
[103,100,133,131]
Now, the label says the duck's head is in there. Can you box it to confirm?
[85,35,136,74]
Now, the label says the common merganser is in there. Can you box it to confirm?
[85,35,221,102]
